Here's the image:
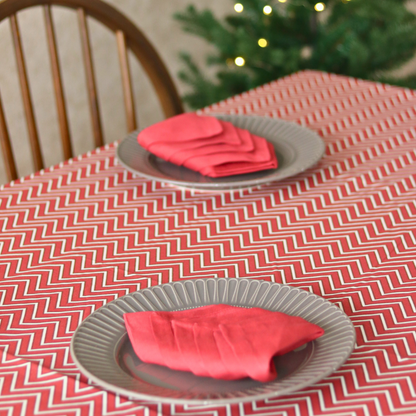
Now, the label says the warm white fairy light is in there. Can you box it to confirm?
[234,3,244,12]
[235,56,246,66]
[278,0,287,2]
[258,38,268,47]
[314,2,325,11]
[301,46,313,59]
[263,5,272,15]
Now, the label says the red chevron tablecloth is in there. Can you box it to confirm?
[1,70,416,416]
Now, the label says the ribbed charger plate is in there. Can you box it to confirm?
[70,278,355,405]
[116,115,325,190]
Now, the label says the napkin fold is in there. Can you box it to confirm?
[137,113,278,178]
[124,304,324,382]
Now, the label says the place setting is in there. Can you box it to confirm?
[116,112,326,191]
[71,278,356,405]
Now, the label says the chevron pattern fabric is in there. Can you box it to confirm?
[1,70,416,415]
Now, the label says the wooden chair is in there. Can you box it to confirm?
[0,0,184,182]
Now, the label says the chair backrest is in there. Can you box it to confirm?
[0,0,184,182]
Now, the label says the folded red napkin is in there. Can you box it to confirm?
[124,304,324,382]
[137,113,278,178]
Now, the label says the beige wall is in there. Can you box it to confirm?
[0,0,231,184]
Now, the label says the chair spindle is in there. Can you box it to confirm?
[0,92,18,182]
[10,13,44,171]
[77,7,104,148]
[44,5,73,160]
[116,30,137,132]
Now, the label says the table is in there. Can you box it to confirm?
[1,70,416,416]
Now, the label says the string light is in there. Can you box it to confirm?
[314,2,325,11]
[278,0,287,2]
[301,46,313,59]
[234,3,244,13]
[258,38,268,47]
[235,56,246,66]
[263,5,272,15]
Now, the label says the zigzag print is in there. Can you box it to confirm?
[1,71,416,415]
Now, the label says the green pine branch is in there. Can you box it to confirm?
[174,0,416,109]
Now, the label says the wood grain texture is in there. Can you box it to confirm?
[10,13,44,171]
[0,93,18,181]
[77,7,104,148]
[44,5,73,159]
[116,30,137,132]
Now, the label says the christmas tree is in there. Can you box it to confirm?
[174,0,416,109]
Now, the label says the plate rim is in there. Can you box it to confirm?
[70,278,356,405]
[115,114,326,191]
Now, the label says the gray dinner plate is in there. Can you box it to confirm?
[115,115,325,191]
[70,278,355,405]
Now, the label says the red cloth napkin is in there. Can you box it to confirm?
[137,113,278,178]
[124,304,324,382]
